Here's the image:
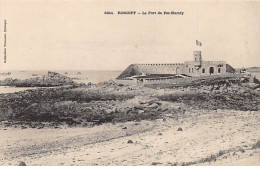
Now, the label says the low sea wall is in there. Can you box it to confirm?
[114,79,137,85]
[115,73,245,86]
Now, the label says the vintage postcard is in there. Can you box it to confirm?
[0,0,259,166]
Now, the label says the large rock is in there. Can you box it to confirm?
[18,161,26,166]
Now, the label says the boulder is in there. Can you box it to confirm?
[18,161,26,166]
[104,109,113,114]
[127,140,133,144]
[138,110,145,114]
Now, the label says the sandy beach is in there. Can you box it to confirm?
[1,108,259,166]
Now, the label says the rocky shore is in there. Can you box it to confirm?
[0,71,75,87]
[0,74,259,128]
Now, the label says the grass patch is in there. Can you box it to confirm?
[0,87,136,125]
[171,147,246,166]
[158,90,259,111]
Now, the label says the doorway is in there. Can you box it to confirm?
[209,67,214,75]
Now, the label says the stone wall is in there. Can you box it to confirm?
[136,63,186,75]
[135,61,228,77]
[141,73,243,85]
[184,61,227,77]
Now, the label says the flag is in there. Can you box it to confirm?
[196,40,202,46]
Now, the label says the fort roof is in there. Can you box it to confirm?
[116,63,185,79]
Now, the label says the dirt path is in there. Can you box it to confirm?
[0,109,259,166]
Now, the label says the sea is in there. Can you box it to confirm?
[0,70,121,94]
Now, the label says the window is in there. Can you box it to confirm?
[189,68,190,73]
[209,67,214,74]
[218,68,221,73]
[202,68,205,73]
[192,68,193,73]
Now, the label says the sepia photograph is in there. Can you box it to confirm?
[0,0,259,166]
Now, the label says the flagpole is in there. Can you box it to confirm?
[195,7,199,51]
[196,8,198,33]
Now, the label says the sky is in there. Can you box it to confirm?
[0,0,259,71]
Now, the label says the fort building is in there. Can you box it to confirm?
[116,51,235,83]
